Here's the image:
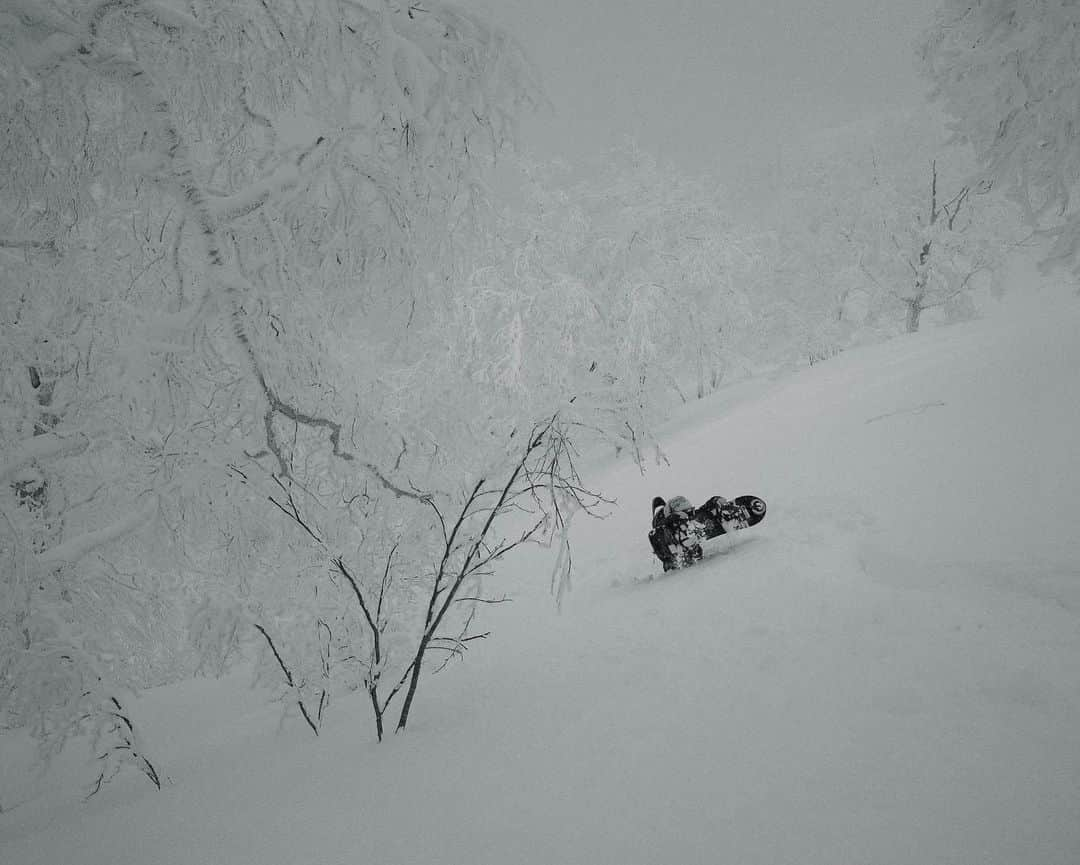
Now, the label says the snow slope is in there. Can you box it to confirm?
[3,292,1079,865]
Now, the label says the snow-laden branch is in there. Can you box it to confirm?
[0,237,59,253]
[36,496,158,568]
[207,160,306,225]
[135,0,203,35]
[0,432,90,483]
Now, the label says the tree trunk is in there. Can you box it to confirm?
[905,294,924,333]
[368,687,384,741]
[395,636,429,732]
[696,344,705,400]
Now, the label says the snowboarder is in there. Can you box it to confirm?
[649,494,706,570]
[649,493,766,571]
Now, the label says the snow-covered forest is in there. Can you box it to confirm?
[2,1,1078,862]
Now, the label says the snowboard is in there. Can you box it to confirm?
[648,494,767,571]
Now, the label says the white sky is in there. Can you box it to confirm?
[467,0,942,188]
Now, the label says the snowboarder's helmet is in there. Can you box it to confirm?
[667,495,693,514]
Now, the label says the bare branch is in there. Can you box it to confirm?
[333,557,378,636]
[360,458,430,502]
[454,596,511,605]
[268,493,322,544]
[375,543,397,624]
[395,416,563,732]
[253,623,319,737]
[944,186,971,230]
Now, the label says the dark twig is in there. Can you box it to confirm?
[253,623,319,736]
[267,492,322,544]
[333,548,398,741]
[395,416,563,731]
[85,696,162,798]
[454,596,511,604]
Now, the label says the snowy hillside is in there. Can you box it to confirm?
[2,292,1079,865]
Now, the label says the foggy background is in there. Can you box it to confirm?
[469,0,942,197]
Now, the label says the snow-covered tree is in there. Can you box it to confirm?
[922,0,1080,272]
[885,161,995,333]
[764,112,1021,343]
[494,144,762,411]
[1,0,563,783]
